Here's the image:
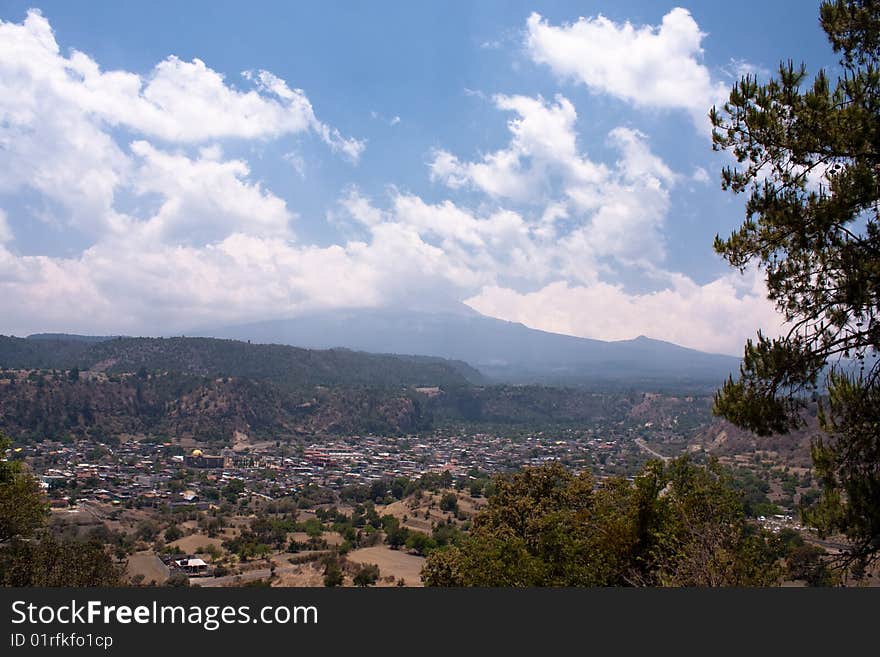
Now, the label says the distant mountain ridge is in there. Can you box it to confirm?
[5,306,742,388]
[199,307,741,387]
[26,333,119,343]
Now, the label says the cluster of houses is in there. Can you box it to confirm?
[14,425,630,508]
[247,431,602,491]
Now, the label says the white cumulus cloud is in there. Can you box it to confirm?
[525,8,728,130]
[429,94,675,265]
[128,141,295,245]
[0,9,363,154]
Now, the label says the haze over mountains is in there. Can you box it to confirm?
[199,305,741,387]
[7,305,743,388]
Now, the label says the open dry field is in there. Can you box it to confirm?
[271,562,327,587]
[125,552,169,585]
[167,533,225,553]
[347,546,425,586]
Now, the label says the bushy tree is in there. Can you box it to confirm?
[0,437,48,543]
[1,537,125,587]
[352,563,380,587]
[323,565,343,587]
[135,520,160,542]
[405,531,437,556]
[163,524,183,543]
[439,492,458,513]
[710,0,880,572]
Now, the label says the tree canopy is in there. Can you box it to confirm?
[421,460,782,587]
[710,0,880,572]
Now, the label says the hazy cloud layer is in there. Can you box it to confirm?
[465,268,782,357]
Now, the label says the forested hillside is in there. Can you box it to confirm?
[0,335,483,387]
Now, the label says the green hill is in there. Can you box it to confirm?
[0,335,483,388]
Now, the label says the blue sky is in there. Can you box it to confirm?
[0,1,833,353]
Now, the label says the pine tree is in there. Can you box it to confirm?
[711,0,880,573]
